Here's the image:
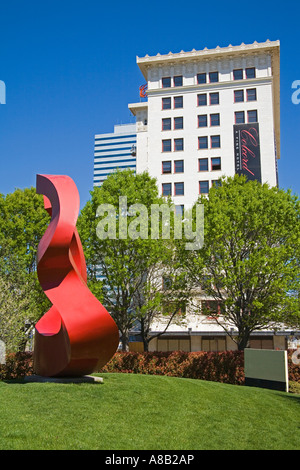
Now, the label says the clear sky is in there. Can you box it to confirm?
[0,0,299,208]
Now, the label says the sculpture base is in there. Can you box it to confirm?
[24,374,103,384]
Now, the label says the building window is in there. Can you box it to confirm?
[199,181,209,194]
[199,158,209,171]
[157,337,190,352]
[210,113,220,126]
[211,157,221,171]
[174,160,184,173]
[162,118,171,131]
[174,75,183,87]
[247,88,257,101]
[198,136,208,149]
[235,111,245,124]
[202,336,226,352]
[212,179,222,188]
[211,135,221,148]
[174,96,183,108]
[246,67,256,79]
[198,94,207,106]
[234,90,244,102]
[209,92,219,105]
[198,114,208,127]
[174,138,184,151]
[162,139,172,152]
[174,117,183,129]
[248,110,258,122]
[197,73,206,84]
[162,97,171,109]
[162,161,172,174]
[162,183,172,196]
[209,71,219,83]
[249,336,273,349]
[233,69,243,80]
[175,205,184,216]
[162,77,171,88]
[174,182,184,196]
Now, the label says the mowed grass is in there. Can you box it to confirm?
[0,373,299,450]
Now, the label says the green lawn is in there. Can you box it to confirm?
[0,373,299,450]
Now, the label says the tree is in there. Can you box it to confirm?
[181,175,300,350]
[0,268,32,352]
[77,169,187,351]
[133,252,191,351]
[0,188,50,351]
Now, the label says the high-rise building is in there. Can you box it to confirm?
[93,123,137,187]
[129,40,280,211]
[127,40,290,352]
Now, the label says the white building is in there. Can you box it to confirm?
[129,40,280,212]
[127,40,293,352]
[93,123,136,187]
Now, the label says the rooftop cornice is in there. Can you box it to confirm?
[137,40,280,78]
[128,102,148,116]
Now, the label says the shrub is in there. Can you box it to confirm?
[0,352,33,380]
[289,381,300,394]
[100,350,245,385]
[288,349,300,382]
[1,349,298,387]
[100,349,300,386]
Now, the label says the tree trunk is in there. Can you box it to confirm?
[237,330,251,351]
[120,330,129,351]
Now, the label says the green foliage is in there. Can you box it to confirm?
[0,187,50,351]
[0,187,49,272]
[77,169,188,350]
[180,175,300,349]
[0,352,33,379]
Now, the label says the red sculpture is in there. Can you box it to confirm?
[33,174,119,377]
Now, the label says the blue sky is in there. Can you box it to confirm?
[0,0,299,208]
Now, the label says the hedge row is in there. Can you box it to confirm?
[1,349,299,385]
[100,350,245,385]
[100,349,300,385]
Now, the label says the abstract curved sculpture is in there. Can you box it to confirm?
[33,174,119,377]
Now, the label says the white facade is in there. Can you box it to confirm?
[129,40,280,210]
[126,41,291,352]
[93,123,137,187]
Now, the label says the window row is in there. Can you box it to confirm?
[162,109,256,133]
[233,67,256,80]
[198,135,221,149]
[162,96,183,109]
[198,88,257,106]
[162,76,183,88]
[162,157,221,174]
[198,113,220,127]
[162,138,184,152]
[162,182,185,196]
[162,160,184,174]
[161,68,256,88]
[162,135,221,152]
[197,92,219,106]
[162,180,221,196]
[162,117,183,130]
[235,110,258,124]
[162,114,220,130]
[162,88,257,110]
